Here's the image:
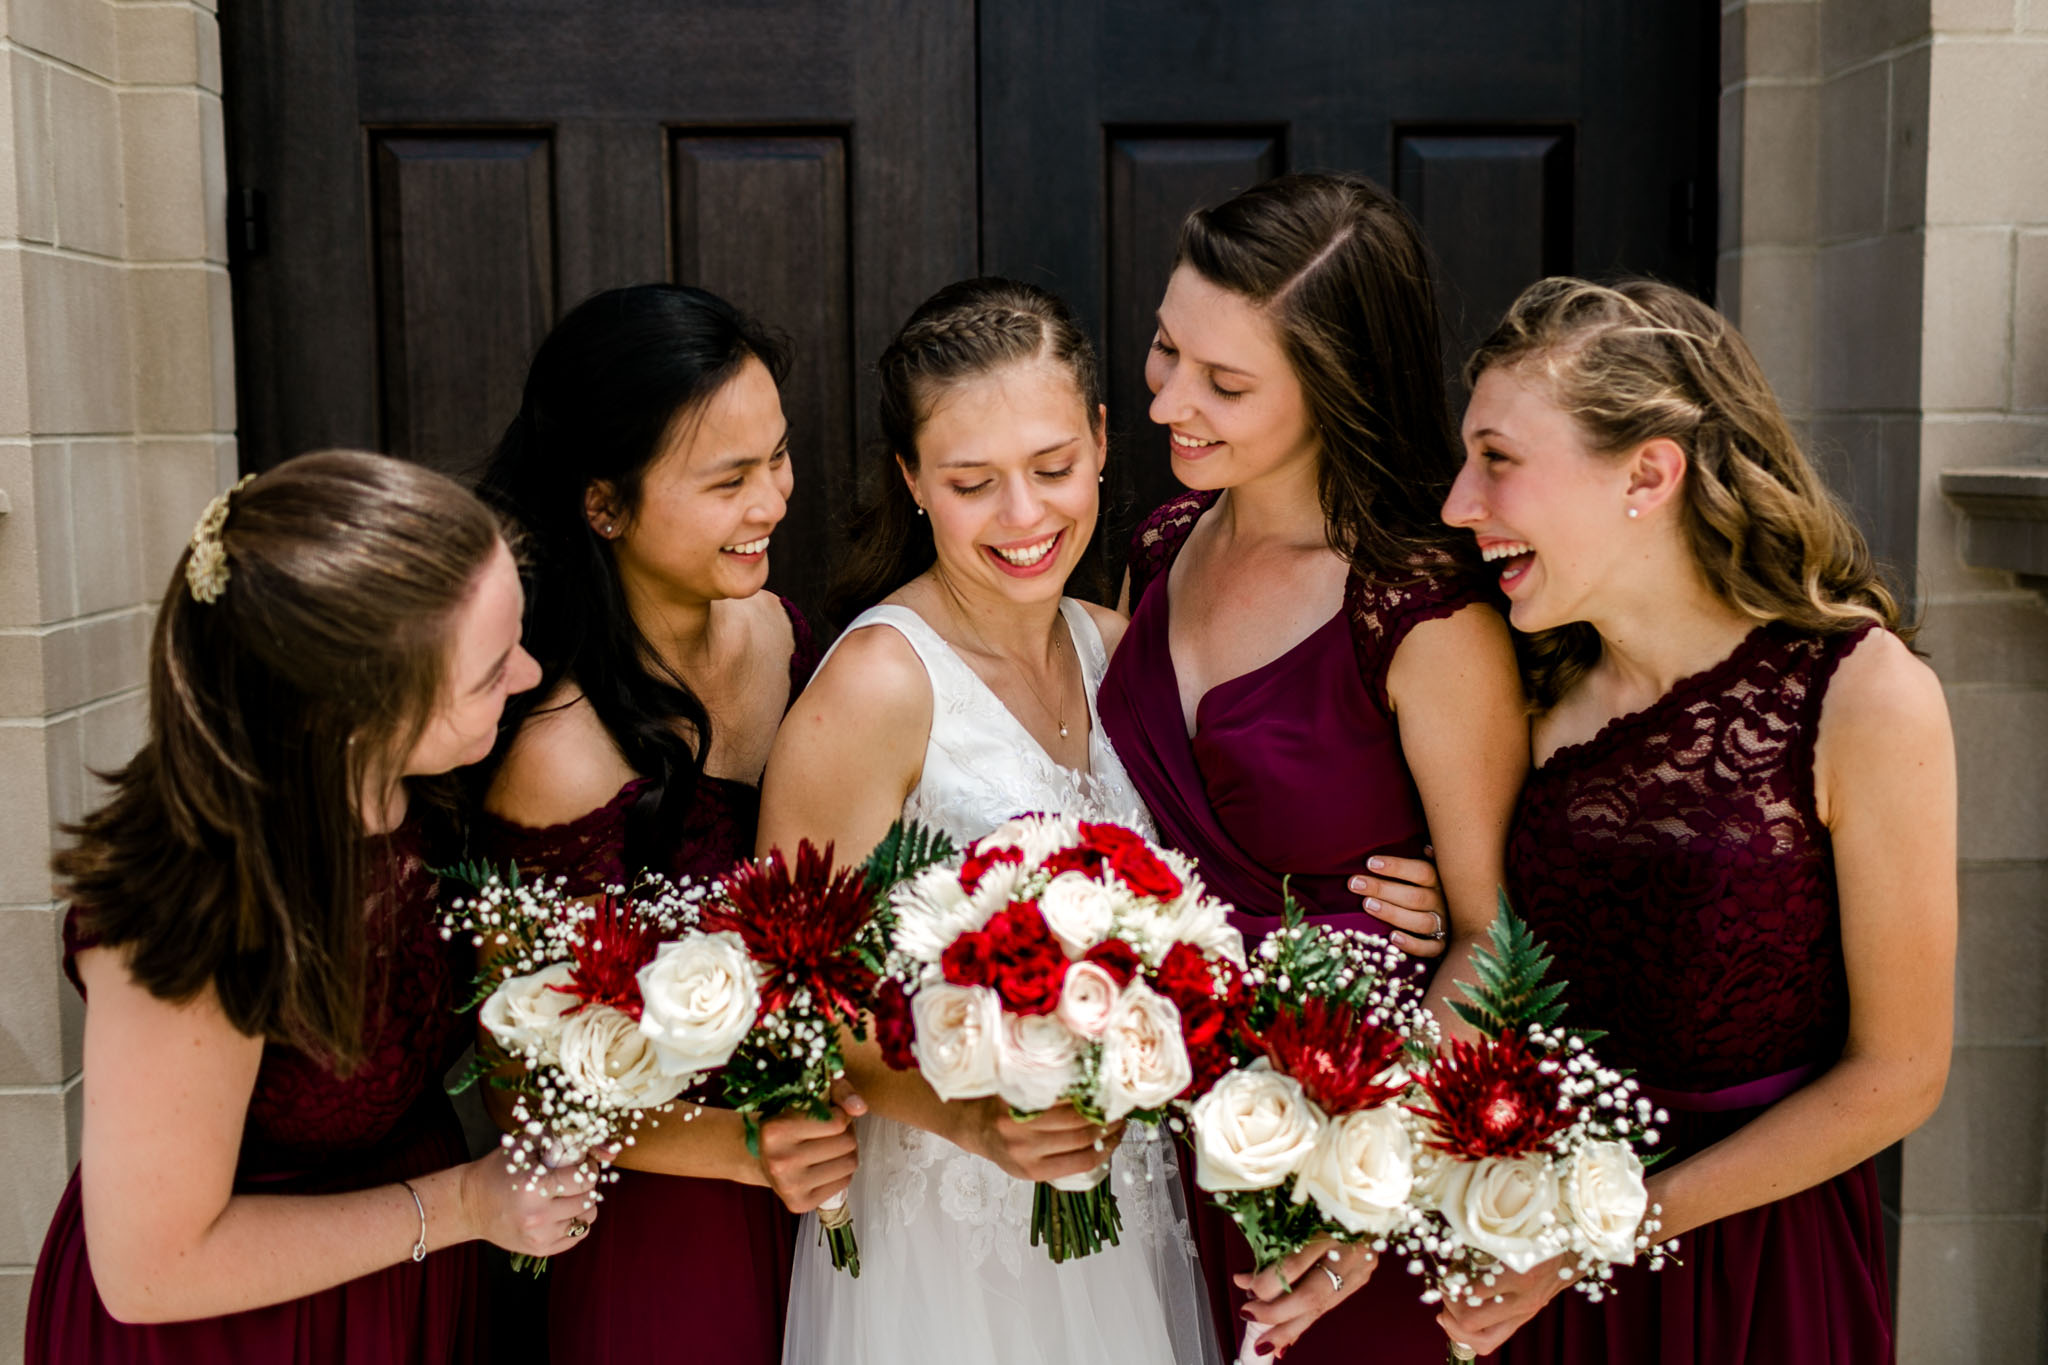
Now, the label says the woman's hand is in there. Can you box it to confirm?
[1234,1238,1379,1356]
[958,1099,1122,1184]
[757,1084,867,1213]
[1434,1254,1579,1357]
[458,1146,615,1259]
[1351,850,1448,959]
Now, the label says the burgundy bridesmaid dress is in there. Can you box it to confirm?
[1099,489,1493,1364]
[477,596,815,1365]
[1495,621,1893,1365]
[27,821,482,1365]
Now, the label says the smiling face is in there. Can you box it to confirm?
[1145,264,1319,493]
[905,357,1106,606]
[1443,364,1641,633]
[595,355,793,605]
[401,537,541,776]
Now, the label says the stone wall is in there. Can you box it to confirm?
[1723,1,2048,1359]
[0,0,234,1356]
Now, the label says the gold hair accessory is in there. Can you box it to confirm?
[185,473,257,604]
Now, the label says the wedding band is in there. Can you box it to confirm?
[1425,911,1446,942]
[1320,1262,1343,1293]
[566,1218,589,1238]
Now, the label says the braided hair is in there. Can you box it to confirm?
[827,278,1102,624]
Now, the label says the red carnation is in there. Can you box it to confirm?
[873,978,917,1071]
[1040,845,1107,880]
[556,892,666,1019]
[960,843,1024,892]
[701,839,878,1025]
[941,930,997,989]
[1258,998,1409,1116]
[1410,1032,1572,1159]
[1083,938,1143,987]
[1153,941,1222,1009]
[982,903,1067,1016]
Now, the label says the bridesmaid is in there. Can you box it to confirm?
[1097,172,1528,1360]
[27,450,601,1363]
[471,285,858,1365]
[1437,277,1954,1362]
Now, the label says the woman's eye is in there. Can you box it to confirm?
[1481,448,1508,465]
[1150,337,1175,357]
[1038,465,1076,481]
[953,481,992,496]
[1209,380,1243,399]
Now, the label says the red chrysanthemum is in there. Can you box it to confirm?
[703,840,878,1025]
[1257,998,1409,1116]
[554,892,666,1019]
[1410,1032,1572,1159]
[872,978,917,1070]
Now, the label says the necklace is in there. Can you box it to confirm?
[949,606,1071,741]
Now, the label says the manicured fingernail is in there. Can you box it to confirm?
[1255,1343,1275,1357]
[1364,897,1382,911]
[1348,876,1368,893]
[1239,1306,1256,1320]
[1368,857,1385,870]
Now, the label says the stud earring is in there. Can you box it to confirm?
[1626,507,1639,519]
[915,505,926,517]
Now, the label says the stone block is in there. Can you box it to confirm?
[1926,41,2048,225]
[0,46,18,242]
[0,725,53,905]
[67,441,143,615]
[1819,62,1889,242]
[26,440,72,625]
[139,438,222,583]
[1738,83,1819,246]
[2015,233,2048,411]
[116,2,200,85]
[1895,1216,2045,1362]
[120,89,207,262]
[8,53,53,246]
[1889,42,1931,232]
[0,908,72,1085]
[0,1088,73,1264]
[1815,233,1924,410]
[8,0,117,77]
[47,64,123,260]
[0,1269,28,1365]
[1931,0,2017,30]
[42,710,83,834]
[1719,90,1745,252]
[0,632,43,717]
[1950,685,2048,861]
[44,608,149,713]
[130,265,218,432]
[0,247,30,437]
[1822,0,1930,74]
[197,9,222,93]
[1721,5,1743,90]
[21,251,132,437]
[1902,1044,2045,1211]
[1918,596,2048,684]
[81,689,147,795]
[1921,227,2014,412]
[0,443,43,628]
[1742,2,1820,81]
[208,265,234,422]
[1954,861,2048,1044]
[1734,249,1815,411]
[200,94,227,265]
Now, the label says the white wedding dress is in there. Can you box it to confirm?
[781,599,1221,1365]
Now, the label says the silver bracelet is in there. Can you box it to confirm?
[397,1179,427,1263]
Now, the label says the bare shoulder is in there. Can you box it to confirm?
[736,588,796,660]
[787,621,933,738]
[1386,599,1521,703]
[1815,628,1953,817]
[1076,599,1129,658]
[488,683,637,828]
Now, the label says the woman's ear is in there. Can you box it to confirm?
[584,481,624,539]
[1624,437,1687,517]
[895,454,923,513]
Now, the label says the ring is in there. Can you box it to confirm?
[566,1218,589,1238]
[1319,1262,1344,1293]
[1425,911,1446,942]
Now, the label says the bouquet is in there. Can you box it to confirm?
[1405,894,1676,1361]
[443,869,759,1271]
[872,814,1246,1262]
[1185,898,1438,1365]
[691,825,955,1277]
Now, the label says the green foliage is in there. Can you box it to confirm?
[1248,878,1402,1028]
[1448,889,1594,1041]
[860,820,957,901]
[1219,1187,1340,1276]
[431,857,519,892]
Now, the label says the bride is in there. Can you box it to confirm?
[757,277,1218,1364]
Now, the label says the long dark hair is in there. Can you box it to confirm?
[828,277,1102,624]
[57,451,502,1068]
[475,285,791,863]
[1176,172,1472,579]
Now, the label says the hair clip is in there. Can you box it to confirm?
[185,473,258,604]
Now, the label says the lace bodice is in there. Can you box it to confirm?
[1506,622,1879,1092]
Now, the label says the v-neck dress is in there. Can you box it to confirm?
[1098,488,1493,1364]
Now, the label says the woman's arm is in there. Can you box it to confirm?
[76,949,597,1325]
[1438,629,1957,1354]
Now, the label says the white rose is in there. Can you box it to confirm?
[479,961,580,1061]
[1098,979,1194,1120]
[993,1011,1084,1113]
[1293,1105,1416,1235]
[1442,1153,1565,1273]
[1037,873,1117,956]
[1562,1140,1648,1264]
[635,932,760,1075]
[912,983,1003,1101]
[556,1003,692,1111]
[1189,1061,1326,1192]
[1055,960,1120,1039]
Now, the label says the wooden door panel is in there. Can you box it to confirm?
[370,134,556,473]
[672,133,853,610]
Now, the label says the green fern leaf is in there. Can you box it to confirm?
[1452,889,1577,1038]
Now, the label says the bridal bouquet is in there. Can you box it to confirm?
[1186,901,1438,1365]
[443,870,759,1270]
[872,814,1246,1262]
[1404,895,1675,1361]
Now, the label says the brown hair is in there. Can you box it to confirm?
[57,450,503,1068]
[828,277,1103,624]
[1466,276,1908,708]
[1176,172,1471,579]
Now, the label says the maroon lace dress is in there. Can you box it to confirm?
[477,597,817,1365]
[1496,621,1893,1365]
[1099,489,1493,1364]
[27,820,480,1365]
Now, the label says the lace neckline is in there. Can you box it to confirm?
[1536,623,1774,774]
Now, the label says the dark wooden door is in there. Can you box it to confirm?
[224,2,1714,612]
[979,1,1718,566]
[223,0,978,612]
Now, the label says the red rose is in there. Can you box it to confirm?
[872,979,917,1071]
[941,929,996,988]
[1040,845,1107,880]
[1109,844,1183,899]
[982,903,1067,1016]
[1083,938,1143,987]
[1153,941,1219,1008]
[960,844,1024,892]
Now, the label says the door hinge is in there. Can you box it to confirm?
[231,187,268,261]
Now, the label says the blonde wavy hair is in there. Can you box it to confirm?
[1466,277,1907,708]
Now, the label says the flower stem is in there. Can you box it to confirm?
[1030,1181,1124,1263]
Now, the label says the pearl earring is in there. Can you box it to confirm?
[1626,507,1639,519]
[916,505,926,517]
